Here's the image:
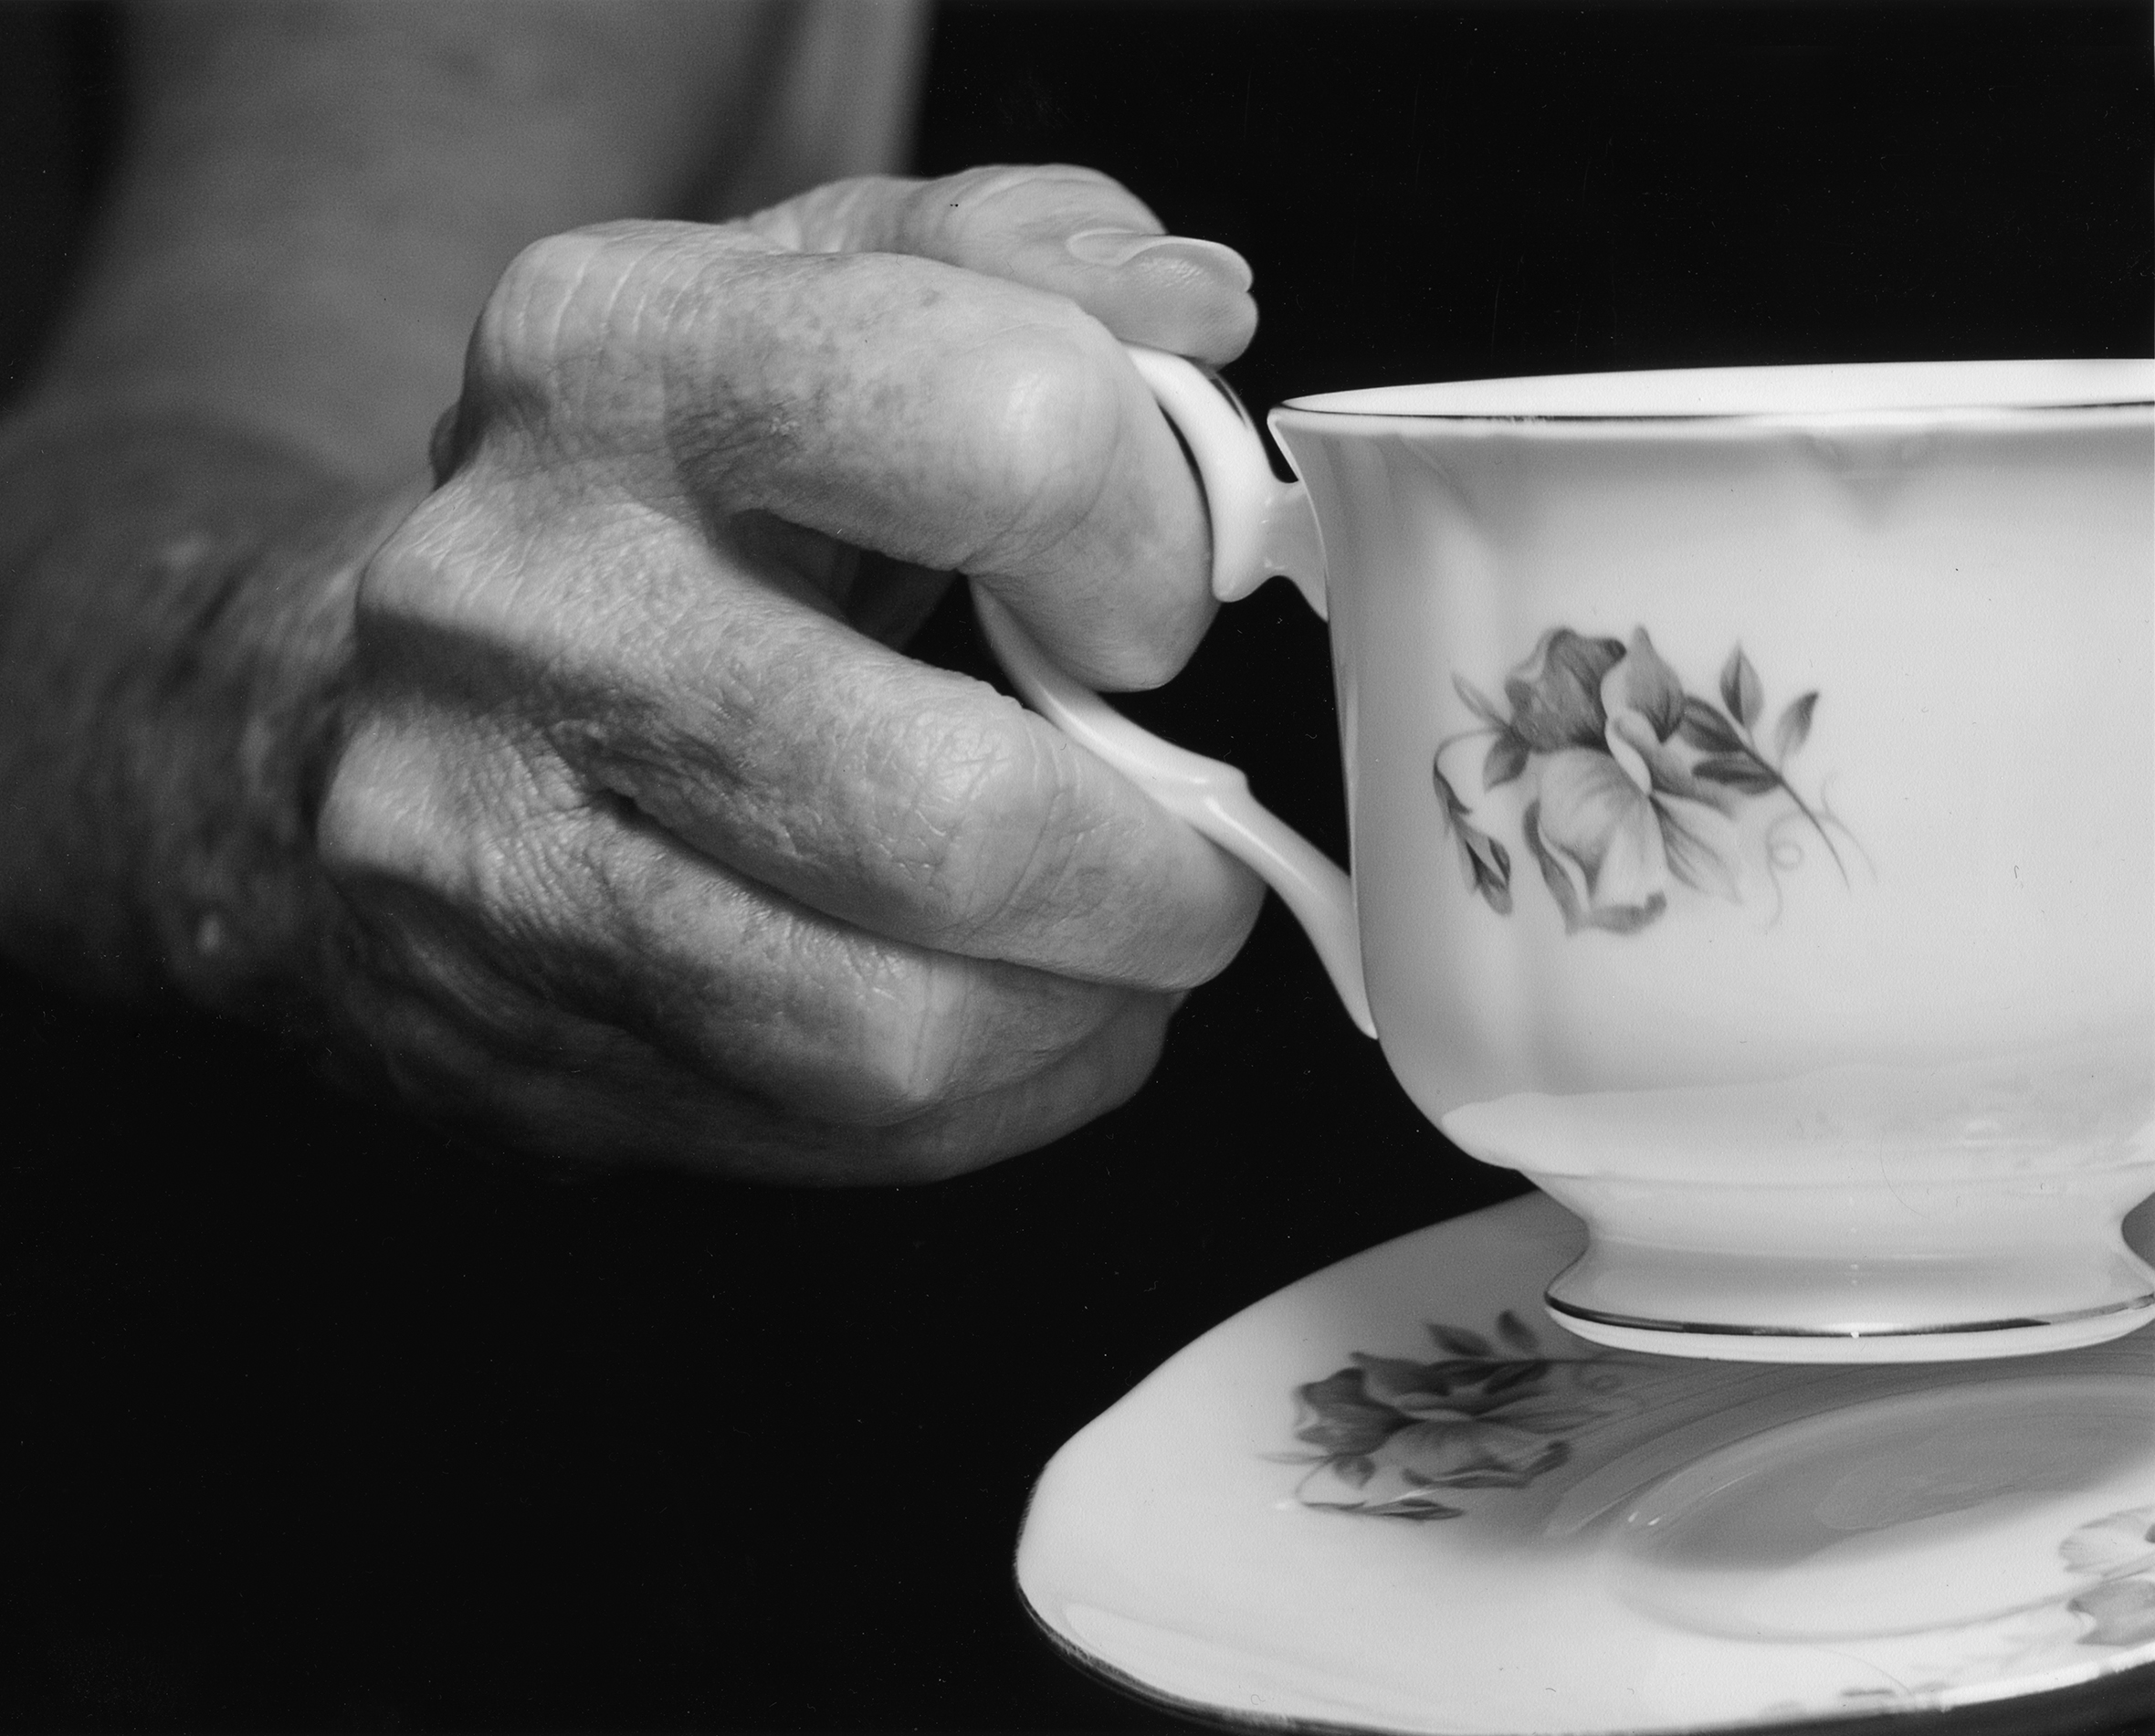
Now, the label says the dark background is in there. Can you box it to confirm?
[3,3,2150,1731]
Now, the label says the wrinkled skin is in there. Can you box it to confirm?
[0,3,1267,1184]
[318,170,1267,1180]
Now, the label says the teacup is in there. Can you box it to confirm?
[977,352,2155,1362]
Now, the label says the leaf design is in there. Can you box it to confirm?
[1476,835,1513,899]
[1291,1368,1403,1457]
[1601,629,1687,741]
[1483,731,1530,790]
[1719,644,1764,729]
[2061,1506,2155,1576]
[1349,1496,1464,1522]
[1288,1313,1630,1525]
[1454,674,1508,727]
[2071,1576,2155,1647]
[1677,696,1745,753]
[1496,1310,1540,1353]
[1774,691,1818,762]
[1439,625,1855,933]
[1692,755,1782,795]
[1354,1351,1456,1400]
[1435,1458,1568,1490]
[1433,761,1467,816]
[1441,756,1515,911]
[1480,1360,1549,1394]
[1451,822,1513,913]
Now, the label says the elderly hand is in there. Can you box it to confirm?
[311,166,1266,1181]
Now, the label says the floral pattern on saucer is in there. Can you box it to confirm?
[1286,1310,1630,1520]
[2065,1505,2155,1647]
[1024,1192,2155,1736]
[1435,628,1856,934]
[1813,1503,2155,1709]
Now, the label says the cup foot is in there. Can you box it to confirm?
[1530,1166,2155,1362]
[1543,1288,2155,1363]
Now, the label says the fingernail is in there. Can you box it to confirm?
[1065,228,1254,288]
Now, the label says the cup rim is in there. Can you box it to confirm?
[1277,358,2155,424]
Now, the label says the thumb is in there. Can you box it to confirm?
[745,165,1258,366]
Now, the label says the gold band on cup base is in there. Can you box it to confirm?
[1543,1289,2155,1364]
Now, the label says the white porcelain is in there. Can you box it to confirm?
[1015,1191,2155,1734]
[980,354,2155,1361]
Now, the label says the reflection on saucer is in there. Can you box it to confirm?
[1607,1376,2155,1642]
[1020,1190,2155,1735]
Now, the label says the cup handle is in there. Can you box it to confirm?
[972,344,1374,1037]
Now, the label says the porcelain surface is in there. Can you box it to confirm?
[983,356,2155,1359]
[1016,1192,2155,1735]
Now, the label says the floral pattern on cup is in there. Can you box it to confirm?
[1285,1311,1627,1521]
[1435,627,1855,934]
[2063,1504,2155,1647]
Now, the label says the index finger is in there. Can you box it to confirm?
[465,224,1217,689]
[358,481,1264,993]
[750,165,1259,367]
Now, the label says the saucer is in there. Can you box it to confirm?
[1016,1193,2155,1734]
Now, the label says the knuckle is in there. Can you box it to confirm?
[352,497,470,632]
[467,222,700,435]
[314,718,436,885]
[355,467,664,662]
[347,490,534,692]
[316,715,575,924]
[471,228,622,397]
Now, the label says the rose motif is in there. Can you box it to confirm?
[1437,627,1852,934]
[1287,1312,1624,1521]
[2062,1505,2155,1647]
[1502,628,1627,752]
[2070,1578,2155,1648]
